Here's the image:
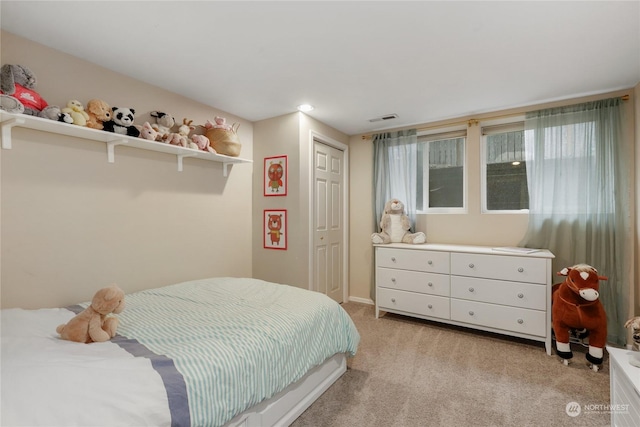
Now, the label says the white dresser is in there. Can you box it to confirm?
[608,346,640,426]
[375,243,555,354]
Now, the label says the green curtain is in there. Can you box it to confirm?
[372,129,419,231]
[519,97,630,346]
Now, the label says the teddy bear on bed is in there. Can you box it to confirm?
[371,198,426,244]
[56,284,125,343]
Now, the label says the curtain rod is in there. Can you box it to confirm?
[361,94,630,140]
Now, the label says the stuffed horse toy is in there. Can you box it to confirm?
[552,264,607,371]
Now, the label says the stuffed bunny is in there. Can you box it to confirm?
[371,199,426,244]
[0,64,48,116]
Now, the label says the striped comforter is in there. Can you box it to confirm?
[113,277,360,426]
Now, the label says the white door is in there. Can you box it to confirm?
[314,141,344,303]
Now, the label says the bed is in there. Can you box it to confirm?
[1,277,360,427]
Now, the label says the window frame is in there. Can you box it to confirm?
[480,119,529,214]
[416,127,468,214]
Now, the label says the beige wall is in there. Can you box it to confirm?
[252,113,300,285]
[349,89,637,303]
[1,31,254,308]
[252,112,348,290]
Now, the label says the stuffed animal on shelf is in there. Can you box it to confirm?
[552,264,608,371]
[0,64,48,116]
[371,199,426,244]
[85,98,111,130]
[178,118,198,149]
[191,134,215,153]
[150,110,175,141]
[103,107,140,137]
[137,121,159,141]
[56,284,125,343]
[163,132,184,146]
[38,105,73,124]
[61,100,90,126]
[204,116,233,131]
[0,94,25,114]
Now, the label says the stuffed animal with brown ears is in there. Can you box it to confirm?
[552,264,607,371]
[56,284,125,343]
[85,98,111,130]
[371,199,426,244]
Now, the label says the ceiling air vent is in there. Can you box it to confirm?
[368,113,398,123]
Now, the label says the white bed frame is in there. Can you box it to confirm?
[226,353,347,427]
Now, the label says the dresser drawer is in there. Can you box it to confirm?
[451,253,547,284]
[376,248,450,273]
[450,276,546,310]
[450,299,546,337]
[377,267,450,297]
[377,288,450,320]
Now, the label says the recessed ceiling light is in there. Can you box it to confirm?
[297,104,314,112]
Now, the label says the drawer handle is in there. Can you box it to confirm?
[518,293,524,299]
[468,263,475,268]
[468,287,475,292]
[428,260,433,265]
[517,318,524,324]
[391,278,396,283]
[518,267,524,273]
[428,282,434,287]
[391,298,396,303]
[428,304,433,309]
[391,257,397,263]
[468,311,474,316]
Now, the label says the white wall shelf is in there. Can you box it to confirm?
[0,111,252,176]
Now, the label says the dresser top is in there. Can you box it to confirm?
[607,346,640,392]
[374,243,555,259]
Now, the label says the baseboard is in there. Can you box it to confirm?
[348,296,374,305]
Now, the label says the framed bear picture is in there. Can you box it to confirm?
[264,155,288,196]
[264,209,287,250]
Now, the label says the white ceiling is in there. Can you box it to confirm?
[2,1,639,136]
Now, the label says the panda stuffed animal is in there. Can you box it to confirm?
[103,107,140,137]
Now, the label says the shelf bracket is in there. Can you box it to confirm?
[177,153,197,172]
[1,117,26,149]
[222,162,234,177]
[106,139,129,163]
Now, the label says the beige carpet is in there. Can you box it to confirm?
[292,302,611,427]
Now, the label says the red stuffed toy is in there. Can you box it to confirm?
[0,64,48,116]
[552,264,607,371]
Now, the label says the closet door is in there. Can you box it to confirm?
[313,141,344,303]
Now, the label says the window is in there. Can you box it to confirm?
[417,130,466,212]
[482,123,529,212]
